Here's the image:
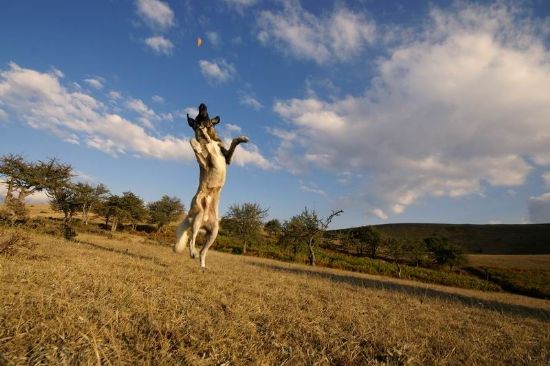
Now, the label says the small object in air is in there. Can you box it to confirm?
[197,37,202,47]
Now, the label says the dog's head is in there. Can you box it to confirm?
[187,114,220,142]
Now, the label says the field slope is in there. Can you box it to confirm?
[1,230,549,365]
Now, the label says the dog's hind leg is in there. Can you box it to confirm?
[174,220,191,253]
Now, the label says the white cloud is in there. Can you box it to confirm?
[144,36,174,55]
[240,95,263,110]
[299,180,326,196]
[225,123,242,133]
[74,170,96,183]
[135,0,174,31]
[370,208,388,220]
[0,182,50,204]
[84,78,104,90]
[270,3,550,218]
[182,106,198,118]
[108,91,122,101]
[205,31,221,47]
[50,67,64,78]
[528,193,550,223]
[227,140,272,170]
[543,172,550,188]
[198,59,236,84]
[125,97,163,129]
[0,63,270,169]
[257,2,376,64]
[488,220,502,224]
[223,0,257,14]
[152,95,164,103]
[0,108,7,122]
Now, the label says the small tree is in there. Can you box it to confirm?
[1,155,71,222]
[278,217,305,256]
[49,183,80,240]
[350,226,382,258]
[147,195,184,233]
[424,237,467,270]
[264,218,282,237]
[281,208,343,266]
[101,195,130,232]
[386,237,406,278]
[120,191,147,231]
[224,202,268,254]
[74,182,109,225]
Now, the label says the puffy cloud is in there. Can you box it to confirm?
[543,172,550,189]
[0,182,49,204]
[135,0,174,31]
[528,193,550,223]
[198,59,236,84]
[223,0,257,14]
[152,95,164,103]
[299,180,326,196]
[271,3,550,217]
[239,95,263,110]
[205,31,221,47]
[225,139,272,170]
[108,91,122,101]
[144,36,174,55]
[125,97,168,129]
[370,208,388,220]
[225,123,242,133]
[257,2,376,64]
[84,77,104,90]
[0,63,270,169]
[0,108,7,121]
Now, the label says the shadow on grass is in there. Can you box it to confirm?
[75,240,168,268]
[250,262,550,321]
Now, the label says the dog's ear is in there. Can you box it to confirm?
[211,116,220,125]
[187,114,196,128]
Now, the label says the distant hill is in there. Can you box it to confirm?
[334,223,550,255]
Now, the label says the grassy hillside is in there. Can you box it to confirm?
[1,228,549,365]
[339,223,550,254]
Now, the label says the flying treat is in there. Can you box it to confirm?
[196,37,202,47]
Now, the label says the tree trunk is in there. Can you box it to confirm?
[307,238,316,266]
[111,217,118,232]
[82,203,89,225]
[369,244,377,258]
[242,240,247,254]
[17,188,33,202]
[5,181,13,204]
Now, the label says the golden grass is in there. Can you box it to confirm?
[468,254,550,271]
[1,229,549,365]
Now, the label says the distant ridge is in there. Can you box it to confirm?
[335,223,550,255]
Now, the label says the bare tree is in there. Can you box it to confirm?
[224,202,268,254]
[281,208,343,266]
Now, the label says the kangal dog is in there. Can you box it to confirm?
[174,122,247,268]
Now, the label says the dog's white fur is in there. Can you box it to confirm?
[174,127,246,268]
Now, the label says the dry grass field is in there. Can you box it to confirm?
[1,228,549,365]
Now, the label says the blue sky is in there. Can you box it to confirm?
[1,0,550,228]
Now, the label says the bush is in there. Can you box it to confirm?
[0,229,36,256]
